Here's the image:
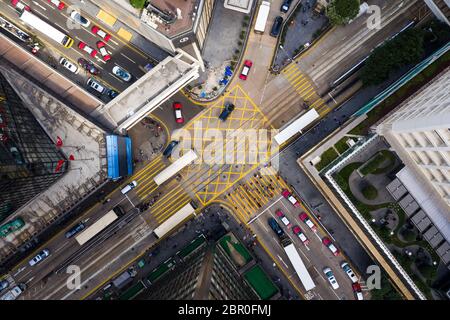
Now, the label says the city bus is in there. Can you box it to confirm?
[153,149,198,186]
[254,1,271,34]
[153,202,196,239]
[19,10,74,48]
[273,109,319,145]
[75,210,118,246]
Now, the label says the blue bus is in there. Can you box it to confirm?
[106,135,133,180]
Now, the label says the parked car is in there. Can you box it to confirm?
[28,249,50,267]
[91,25,111,41]
[78,41,97,58]
[270,16,283,37]
[65,222,85,239]
[163,140,179,158]
[268,217,284,238]
[281,189,300,207]
[11,0,30,12]
[218,102,235,121]
[47,0,65,10]
[322,237,340,256]
[352,282,364,300]
[77,58,100,75]
[59,57,78,74]
[107,89,119,99]
[87,77,105,94]
[275,209,291,228]
[292,225,309,245]
[239,60,253,80]
[280,0,292,13]
[173,102,184,124]
[341,262,359,283]
[121,181,137,195]
[70,10,90,27]
[96,41,111,62]
[112,66,131,82]
[323,267,339,290]
[299,212,317,232]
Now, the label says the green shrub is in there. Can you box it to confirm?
[130,0,147,9]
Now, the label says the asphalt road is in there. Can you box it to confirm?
[0,0,154,99]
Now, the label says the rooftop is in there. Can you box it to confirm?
[143,0,201,38]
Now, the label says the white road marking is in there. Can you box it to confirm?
[32,1,47,10]
[247,196,282,224]
[277,255,289,268]
[54,241,69,254]
[120,52,135,64]
[330,287,340,299]
[109,39,119,46]
[109,73,123,83]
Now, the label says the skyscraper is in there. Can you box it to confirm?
[0,72,67,222]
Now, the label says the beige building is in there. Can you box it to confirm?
[377,68,450,247]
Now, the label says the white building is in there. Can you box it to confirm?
[377,68,450,246]
[423,0,450,26]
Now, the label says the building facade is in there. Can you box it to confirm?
[142,243,258,300]
[0,72,67,222]
[376,68,450,246]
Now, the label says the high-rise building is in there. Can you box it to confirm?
[0,72,67,222]
[423,0,450,26]
[376,68,450,247]
[142,242,258,300]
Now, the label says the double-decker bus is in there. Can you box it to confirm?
[75,210,118,246]
[19,10,73,48]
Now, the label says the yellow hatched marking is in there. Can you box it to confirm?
[155,195,191,223]
[227,193,251,222]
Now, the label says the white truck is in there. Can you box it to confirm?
[282,238,316,291]
[254,1,271,34]
[0,284,25,300]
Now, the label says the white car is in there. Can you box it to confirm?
[121,181,137,194]
[28,249,50,267]
[323,267,339,290]
[275,210,291,228]
[341,262,359,283]
[70,11,90,27]
[59,57,78,74]
[87,78,105,94]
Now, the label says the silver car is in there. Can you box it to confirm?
[28,249,50,267]
[112,66,131,82]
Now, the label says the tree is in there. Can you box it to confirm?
[130,0,146,9]
[361,29,425,86]
[326,0,360,25]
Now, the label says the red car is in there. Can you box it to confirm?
[322,236,340,256]
[78,42,97,58]
[352,283,364,300]
[11,0,30,11]
[91,25,111,42]
[96,41,111,62]
[299,212,317,232]
[292,225,309,245]
[281,189,300,208]
[173,102,184,124]
[275,209,291,228]
[47,0,65,10]
[239,60,252,80]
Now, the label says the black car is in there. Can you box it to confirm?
[163,140,179,157]
[113,205,126,217]
[280,0,292,13]
[218,102,235,121]
[268,217,284,237]
[65,222,85,239]
[107,89,119,99]
[77,58,100,75]
[270,16,283,37]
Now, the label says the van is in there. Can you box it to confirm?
[87,77,105,94]
[270,16,283,37]
[121,181,137,194]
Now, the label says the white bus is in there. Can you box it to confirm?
[254,1,271,34]
[153,202,196,239]
[153,150,198,186]
[283,243,316,291]
[274,109,319,145]
[75,210,118,246]
[19,10,74,48]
